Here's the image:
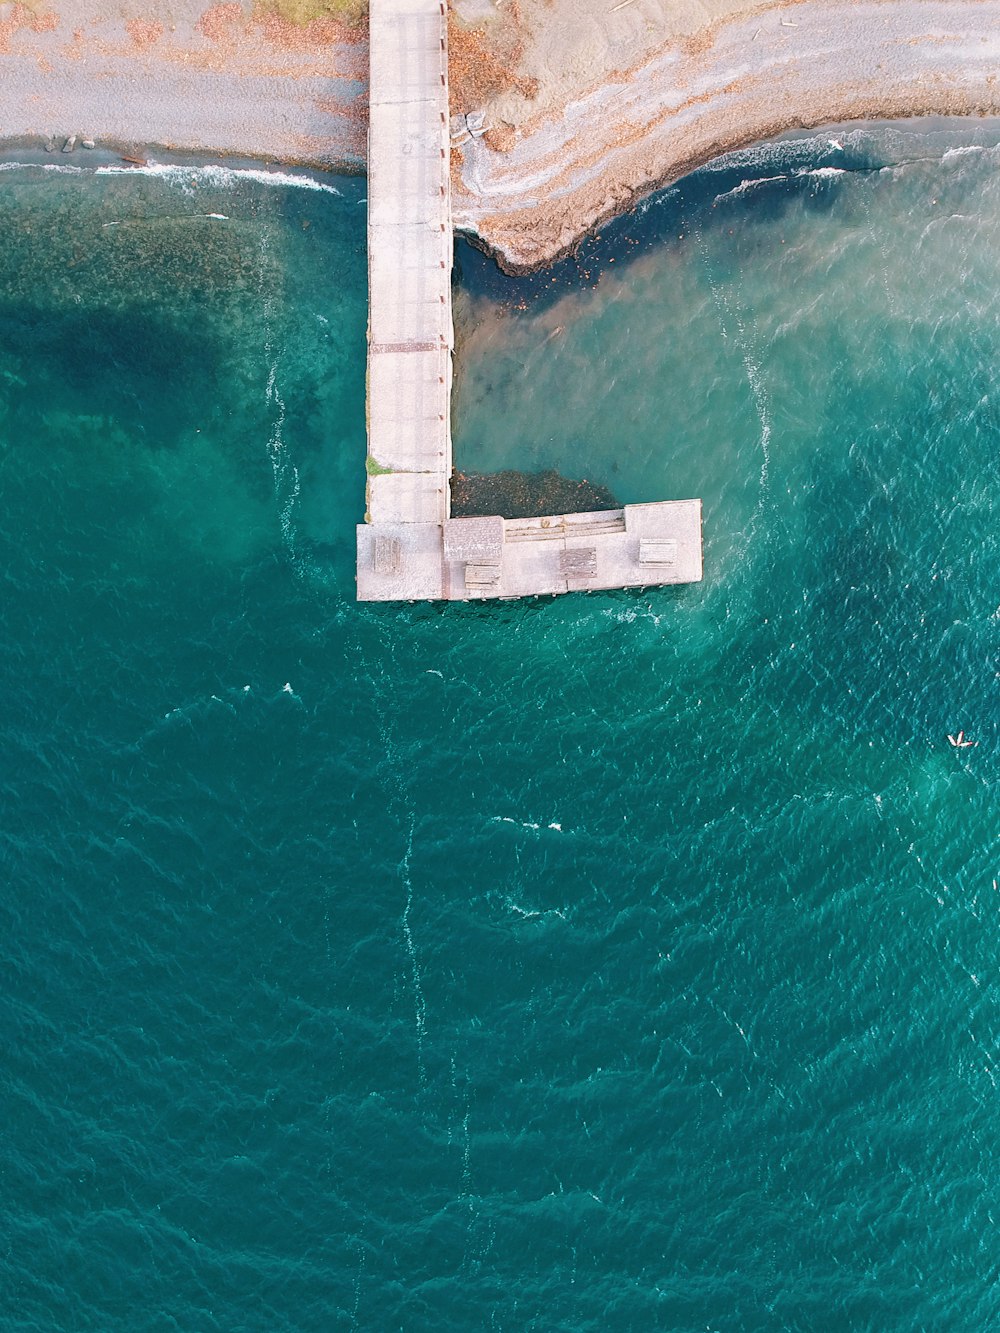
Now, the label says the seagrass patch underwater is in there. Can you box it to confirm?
[1,125,998,1331]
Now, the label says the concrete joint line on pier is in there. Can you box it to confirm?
[357,0,703,602]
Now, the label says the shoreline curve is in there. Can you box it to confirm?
[0,1,998,276]
[452,0,1000,273]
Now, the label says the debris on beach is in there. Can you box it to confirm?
[447,7,537,120]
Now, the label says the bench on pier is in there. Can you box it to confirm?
[373,533,402,576]
[444,516,504,594]
[444,515,504,562]
[638,538,678,566]
[559,547,597,578]
[464,562,502,592]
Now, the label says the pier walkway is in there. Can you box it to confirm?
[358,0,452,599]
[356,0,703,601]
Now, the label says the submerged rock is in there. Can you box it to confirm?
[451,467,618,520]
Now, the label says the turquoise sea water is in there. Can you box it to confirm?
[1,124,998,1330]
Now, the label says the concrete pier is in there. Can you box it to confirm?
[364,0,453,538]
[357,0,703,602]
[359,501,703,600]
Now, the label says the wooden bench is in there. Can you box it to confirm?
[464,562,501,592]
[559,547,597,578]
[638,538,678,566]
[373,534,402,575]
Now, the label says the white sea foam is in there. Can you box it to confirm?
[0,161,86,175]
[399,814,427,1080]
[265,354,300,555]
[489,815,564,833]
[742,343,772,502]
[102,212,230,228]
[713,174,788,204]
[714,165,846,203]
[259,228,302,564]
[942,145,985,160]
[507,899,568,921]
[95,161,341,194]
[797,166,847,179]
[696,228,772,525]
[0,157,341,193]
[705,129,854,177]
[633,186,679,219]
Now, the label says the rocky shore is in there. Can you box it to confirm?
[0,0,999,271]
[450,0,1000,272]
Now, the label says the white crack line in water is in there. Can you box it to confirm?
[695,225,773,537]
[359,638,429,1084]
[258,230,301,564]
[399,811,428,1081]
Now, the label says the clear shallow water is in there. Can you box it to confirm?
[1,126,998,1330]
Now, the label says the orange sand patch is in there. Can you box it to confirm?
[125,18,163,50]
[0,4,57,54]
[448,3,537,119]
[197,3,359,53]
[253,11,357,52]
[197,3,243,43]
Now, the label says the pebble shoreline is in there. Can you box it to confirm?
[1,1,999,273]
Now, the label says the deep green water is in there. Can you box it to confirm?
[2,126,998,1331]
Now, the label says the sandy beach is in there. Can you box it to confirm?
[0,0,366,166]
[450,0,1000,271]
[0,0,998,266]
